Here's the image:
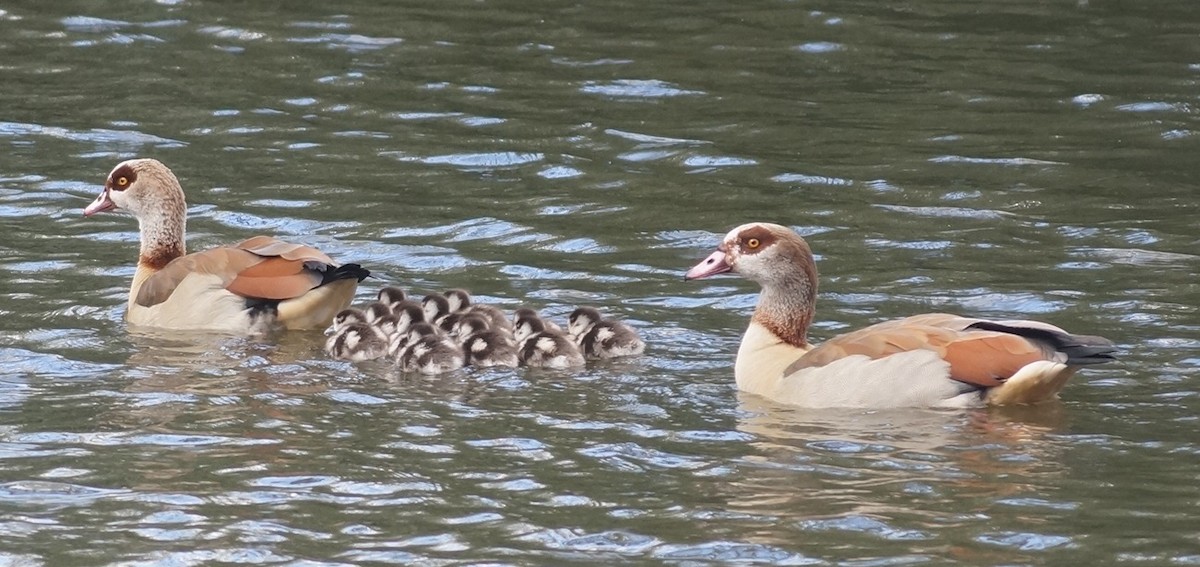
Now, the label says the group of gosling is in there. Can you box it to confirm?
[324,287,646,374]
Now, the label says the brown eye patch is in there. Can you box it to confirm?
[739,225,777,254]
[108,164,137,191]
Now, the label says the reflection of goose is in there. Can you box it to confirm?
[731,393,1069,524]
[686,222,1117,408]
[567,306,646,359]
[82,158,368,332]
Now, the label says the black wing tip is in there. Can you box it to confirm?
[321,263,371,285]
[967,321,1118,365]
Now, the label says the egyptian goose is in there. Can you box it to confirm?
[685,222,1117,408]
[83,158,369,332]
[371,313,405,341]
[516,316,586,369]
[449,313,492,340]
[567,307,646,359]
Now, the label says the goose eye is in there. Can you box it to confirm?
[115,176,130,189]
[746,238,760,249]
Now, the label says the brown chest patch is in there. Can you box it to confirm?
[139,243,184,271]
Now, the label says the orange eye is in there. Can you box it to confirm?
[116,176,129,187]
[746,238,760,249]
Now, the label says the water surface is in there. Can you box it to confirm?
[1,0,1198,564]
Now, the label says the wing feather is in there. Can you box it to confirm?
[136,236,338,307]
[784,320,1052,388]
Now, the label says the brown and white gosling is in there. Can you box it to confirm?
[326,307,368,336]
[325,322,389,362]
[513,307,563,341]
[377,286,407,312]
[567,307,646,359]
[444,289,515,333]
[393,322,465,375]
[516,316,585,369]
[453,313,519,368]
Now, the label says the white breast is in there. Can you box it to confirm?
[126,273,255,332]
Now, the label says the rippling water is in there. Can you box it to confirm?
[2,1,1198,564]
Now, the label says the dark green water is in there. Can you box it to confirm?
[2,1,1198,564]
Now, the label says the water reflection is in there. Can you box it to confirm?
[0,0,1197,563]
[730,396,1080,555]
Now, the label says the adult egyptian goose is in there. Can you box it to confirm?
[83,158,369,332]
[685,222,1117,408]
[567,307,646,359]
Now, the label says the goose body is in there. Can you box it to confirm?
[84,159,368,332]
[568,307,646,359]
[685,222,1117,408]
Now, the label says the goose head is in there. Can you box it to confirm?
[513,313,547,344]
[443,288,471,312]
[363,302,392,324]
[326,307,368,336]
[686,222,819,346]
[451,313,491,339]
[422,293,450,323]
[84,159,186,223]
[377,286,407,310]
[685,223,816,287]
[84,159,189,266]
[567,307,603,339]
